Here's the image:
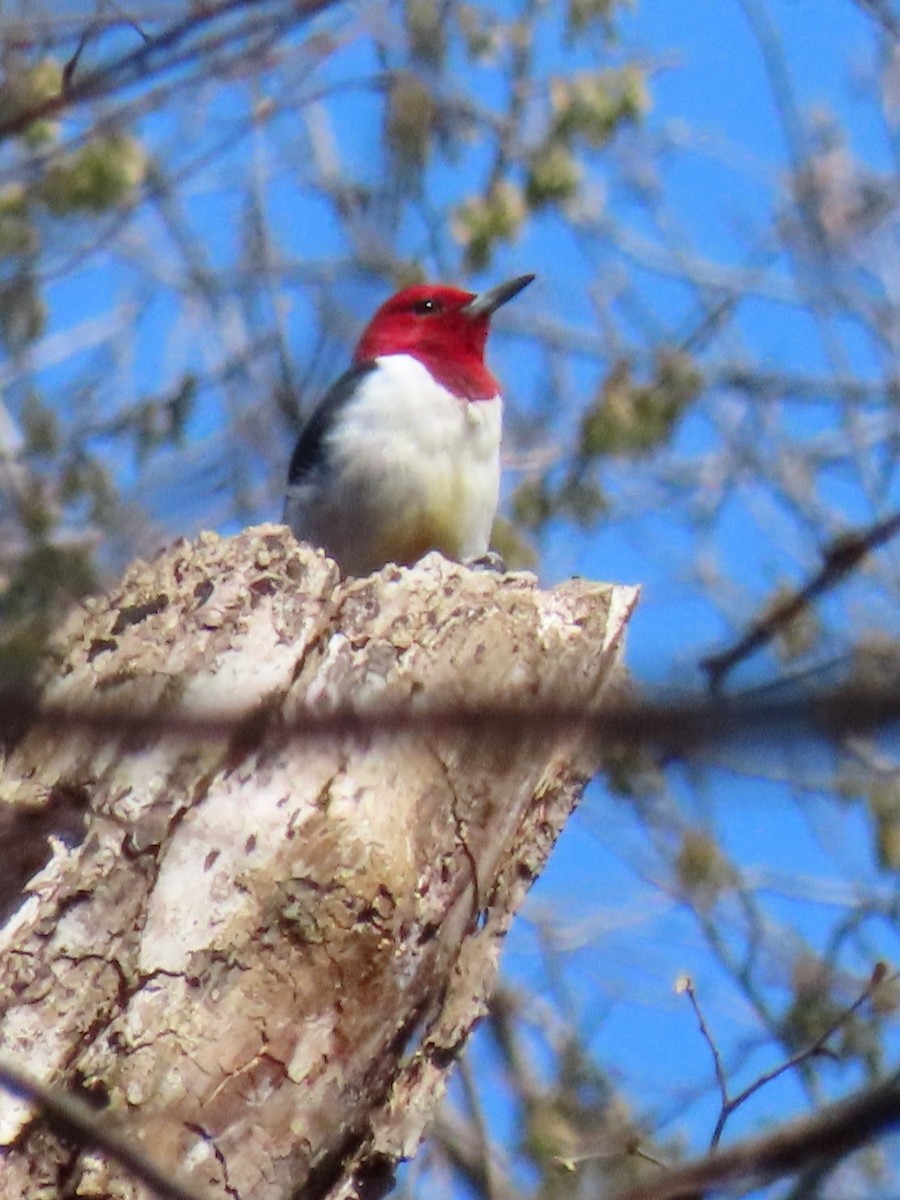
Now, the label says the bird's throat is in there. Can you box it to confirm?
[408,349,500,403]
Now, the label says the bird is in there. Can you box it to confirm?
[283,273,534,577]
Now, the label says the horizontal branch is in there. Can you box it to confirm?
[2,680,900,755]
[616,1069,900,1200]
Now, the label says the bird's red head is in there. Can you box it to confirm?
[353,274,534,401]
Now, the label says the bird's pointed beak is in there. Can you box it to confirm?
[463,273,535,318]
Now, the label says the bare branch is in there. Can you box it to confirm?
[5,671,900,759]
[615,1068,900,1200]
[681,967,891,1152]
[0,1060,203,1200]
[701,509,900,690]
[849,0,900,40]
[0,0,342,143]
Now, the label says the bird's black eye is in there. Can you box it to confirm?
[412,297,442,315]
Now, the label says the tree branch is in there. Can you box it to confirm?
[615,1068,900,1200]
[701,509,900,690]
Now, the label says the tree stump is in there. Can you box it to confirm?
[0,526,638,1200]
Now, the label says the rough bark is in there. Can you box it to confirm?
[0,524,638,1200]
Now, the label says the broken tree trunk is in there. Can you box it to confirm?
[0,525,638,1200]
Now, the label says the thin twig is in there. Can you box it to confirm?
[712,964,890,1146]
[457,1059,497,1200]
[681,966,890,1151]
[677,978,728,1135]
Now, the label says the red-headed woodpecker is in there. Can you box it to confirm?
[284,274,534,576]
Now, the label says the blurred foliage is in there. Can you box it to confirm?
[867,780,900,872]
[781,956,846,1055]
[598,737,666,799]
[0,59,147,357]
[0,53,164,677]
[489,513,539,570]
[0,272,45,352]
[37,132,147,215]
[567,0,633,36]
[0,539,97,679]
[674,828,735,909]
[453,180,528,272]
[526,141,582,210]
[580,351,703,461]
[0,56,63,143]
[549,67,650,148]
[386,72,435,174]
[511,475,556,531]
[467,992,666,1200]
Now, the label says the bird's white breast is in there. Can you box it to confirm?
[318,354,502,573]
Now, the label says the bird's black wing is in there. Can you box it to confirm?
[286,360,378,487]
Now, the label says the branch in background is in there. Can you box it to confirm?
[701,509,900,691]
[0,1060,202,1200]
[850,0,900,39]
[431,1104,523,1200]
[0,0,340,143]
[614,1067,900,1200]
[679,964,890,1150]
[4,675,900,757]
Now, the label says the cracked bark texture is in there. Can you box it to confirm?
[0,524,638,1200]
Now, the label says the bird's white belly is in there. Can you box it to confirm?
[325,355,502,572]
